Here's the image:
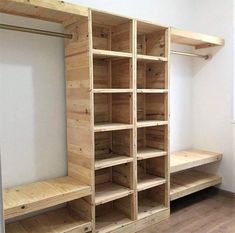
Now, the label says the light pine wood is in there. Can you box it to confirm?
[93,49,132,58]
[171,27,224,49]
[4,176,91,220]
[5,207,92,233]
[170,170,222,201]
[0,0,88,23]
[95,183,133,205]
[137,54,167,62]
[137,175,166,191]
[170,149,222,173]
[93,89,133,93]
[137,148,167,160]
[137,89,168,94]
[137,120,168,128]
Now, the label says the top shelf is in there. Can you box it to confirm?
[171,28,224,49]
[170,149,222,173]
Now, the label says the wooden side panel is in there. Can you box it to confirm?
[95,168,111,185]
[65,19,93,186]
[93,59,109,88]
[92,24,110,50]
[113,163,131,188]
[95,132,111,159]
[146,126,166,150]
[112,130,131,156]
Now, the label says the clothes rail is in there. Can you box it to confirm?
[171,50,209,60]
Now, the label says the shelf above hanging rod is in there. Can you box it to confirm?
[171,50,209,60]
[0,23,72,39]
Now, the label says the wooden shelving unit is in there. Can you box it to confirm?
[0,1,224,232]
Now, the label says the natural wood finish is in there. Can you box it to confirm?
[0,0,88,23]
[137,54,167,62]
[170,149,222,173]
[94,123,133,132]
[4,176,91,220]
[137,89,168,94]
[137,120,168,128]
[170,170,222,201]
[137,148,167,160]
[93,49,132,58]
[94,89,133,93]
[171,27,224,49]
[5,207,92,233]
[95,183,133,205]
[137,175,166,191]
[95,156,133,170]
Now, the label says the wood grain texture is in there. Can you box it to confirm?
[170,149,222,173]
[170,170,222,201]
[5,207,92,233]
[4,176,91,220]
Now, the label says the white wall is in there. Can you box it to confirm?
[191,0,235,192]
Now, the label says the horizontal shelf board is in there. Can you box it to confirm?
[4,176,91,220]
[94,123,133,132]
[93,89,133,93]
[170,149,222,173]
[95,182,133,206]
[5,207,92,233]
[137,89,168,94]
[138,198,167,220]
[137,175,166,191]
[170,170,222,201]
[96,209,132,233]
[171,28,224,49]
[137,120,168,128]
[137,148,167,160]
[93,49,132,59]
[137,54,167,62]
[95,155,133,170]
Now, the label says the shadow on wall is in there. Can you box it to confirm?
[0,14,67,189]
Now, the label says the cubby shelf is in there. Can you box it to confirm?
[137,89,168,94]
[5,207,92,233]
[137,148,167,160]
[170,170,222,201]
[137,120,168,128]
[95,156,133,170]
[93,89,133,93]
[94,123,133,132]
[95,183,133,205]
[93,49,132,59]
[170,149,222,173]
[137,54,167,62]
[137,175,166,191]
[4,176,91,220]
[138,199,167,220]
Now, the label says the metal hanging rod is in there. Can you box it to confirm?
[171,50,209,60]
[0,23,72,39]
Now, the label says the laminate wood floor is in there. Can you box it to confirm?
[139,188,235,233]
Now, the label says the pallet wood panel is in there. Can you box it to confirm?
[170,170,222,201]
[5,207,92,233]
[4,176,91,220]
[170,149,223,173]
[171,28,224,49]
[0,0,88,23]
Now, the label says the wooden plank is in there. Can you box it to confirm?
[137,148,167,160]
[93,89,133,93]
[94,123,133,132]
[137,175,166,191]
[137,89,168,94]
[95,155,133,170]
[171,27,224,49]
[5,207,92,233]
[95,183,133,205]
[170,170,222,201]
[137,120,168,128]
[170,149,223,173]
[93,49,132,58]
[0,0,88,23]
[138,198,167,219]
[137,54,167,62]
[4,176,91,220]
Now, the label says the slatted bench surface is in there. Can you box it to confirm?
[170,149,222,173]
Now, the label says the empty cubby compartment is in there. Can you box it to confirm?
[138,184,167,219]
[92,11,132,52]
[95,163,132,205]
[137,126,168,159]
[94,93,132,124]
[137,60,167,89]
[95,130,133,170]
[137,93,167,121]
[95,195,133,232]
[93,57,132,89]
[137,21,167,57]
